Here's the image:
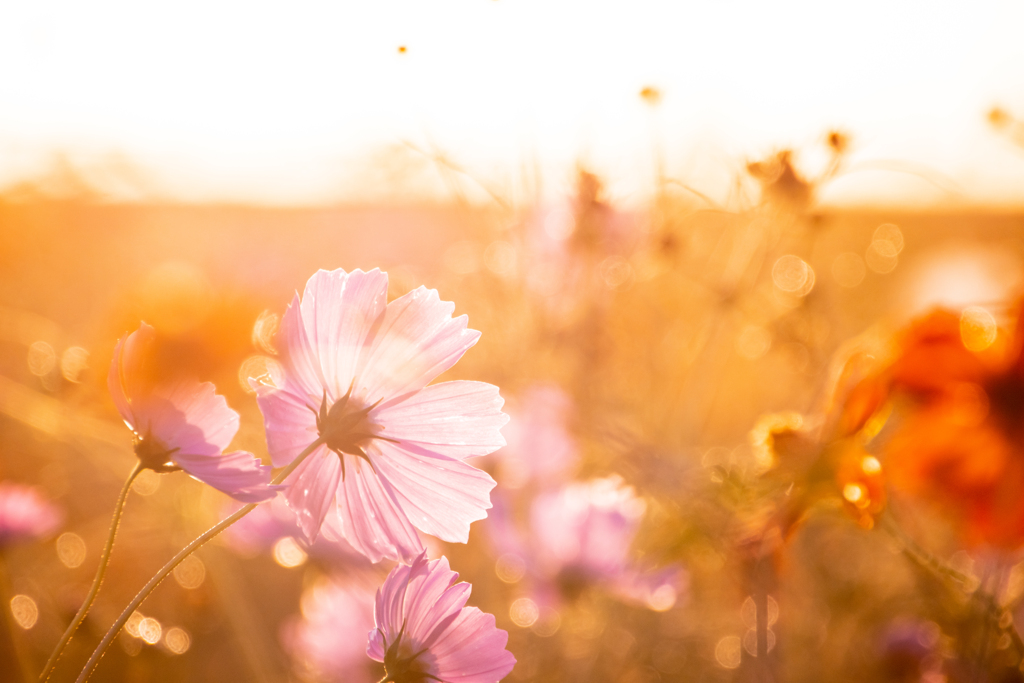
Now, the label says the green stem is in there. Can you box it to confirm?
[74,438,325,683]
[40,462,143,682]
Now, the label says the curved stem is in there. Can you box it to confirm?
[75,438,325,683]
[40,462,143,682]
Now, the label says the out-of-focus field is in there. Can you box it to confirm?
[3,174,1024,683]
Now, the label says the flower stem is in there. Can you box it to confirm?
[40,462,144,682]
[881,512,1024,664]
[74,439,325,683]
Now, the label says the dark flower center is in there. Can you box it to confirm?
[309,386,393,478]
[133,434,180,473]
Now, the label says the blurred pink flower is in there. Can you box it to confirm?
[524,172,642,306]
[531,476,644,582]
[527,172,639,262]
[223,495,367,566]
[109,323,277,502]
[284,578,378,683]
[253,268,507,563]
[491,476,684,610]
[0,483,62,547]
[368,551,516,683]
[497,384,578,489]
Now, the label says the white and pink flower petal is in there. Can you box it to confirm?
[173,451,279,503]
[107,323,158,428]
[373,381,508,460]
[357,287,480,404]
[428,607,516,683]
[368,440,495,544]
[375,560,414,637]
[253,380,320,468]
[145,380,239,456]
[403,556,468,644]
[300,269,389,401]
[334,460,424,564]
[369,552,515,683]
[277,292,329,399]
[283,449,342,543]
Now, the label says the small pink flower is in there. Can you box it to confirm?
[368,551,515,683]
[253,269,507,563]
[492,476,684,610]
[285,578,377,683]
[0,483,62,547]
[109,323,277,502]
[530,476,646,583]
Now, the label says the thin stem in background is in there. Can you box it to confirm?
[880,513,1024,666]
[74,437,325,683]
[40,462,143,682]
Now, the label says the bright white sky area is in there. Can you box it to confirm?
[1,0,1024,205]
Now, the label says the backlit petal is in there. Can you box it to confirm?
[334,458,424,564]
[373,381,508,460]
[174,451,279,503]
[284,448,341,544]
[369,439,495,544]
[300,269,389,401]
[357,286,480,404]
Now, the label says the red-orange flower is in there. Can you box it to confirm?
[871,306,1024,547]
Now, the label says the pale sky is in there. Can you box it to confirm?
[1,0,1024,205]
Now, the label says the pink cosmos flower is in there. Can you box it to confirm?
[252,268,507,563]
[284,578,378,683]
[368,551,515,683]
[490,476,684,610]
[0,483,62,547]
[109,323,277,502]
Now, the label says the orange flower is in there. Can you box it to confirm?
[872,306,1024,547]
[754,403,888,535]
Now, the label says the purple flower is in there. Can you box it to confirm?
[0,483,62,547]
[368,551,516,683]
[252,269,507,563]
[876,619,941,681]
[109,323,277,502]
[284,578,377,683]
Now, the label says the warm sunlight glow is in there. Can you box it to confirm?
[1,1,1024,203]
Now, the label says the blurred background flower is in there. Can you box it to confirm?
[0,483,62,548]
[282,577,378,683]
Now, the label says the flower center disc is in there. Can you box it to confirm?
[311,388,382,468]
[133,435,179,472]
